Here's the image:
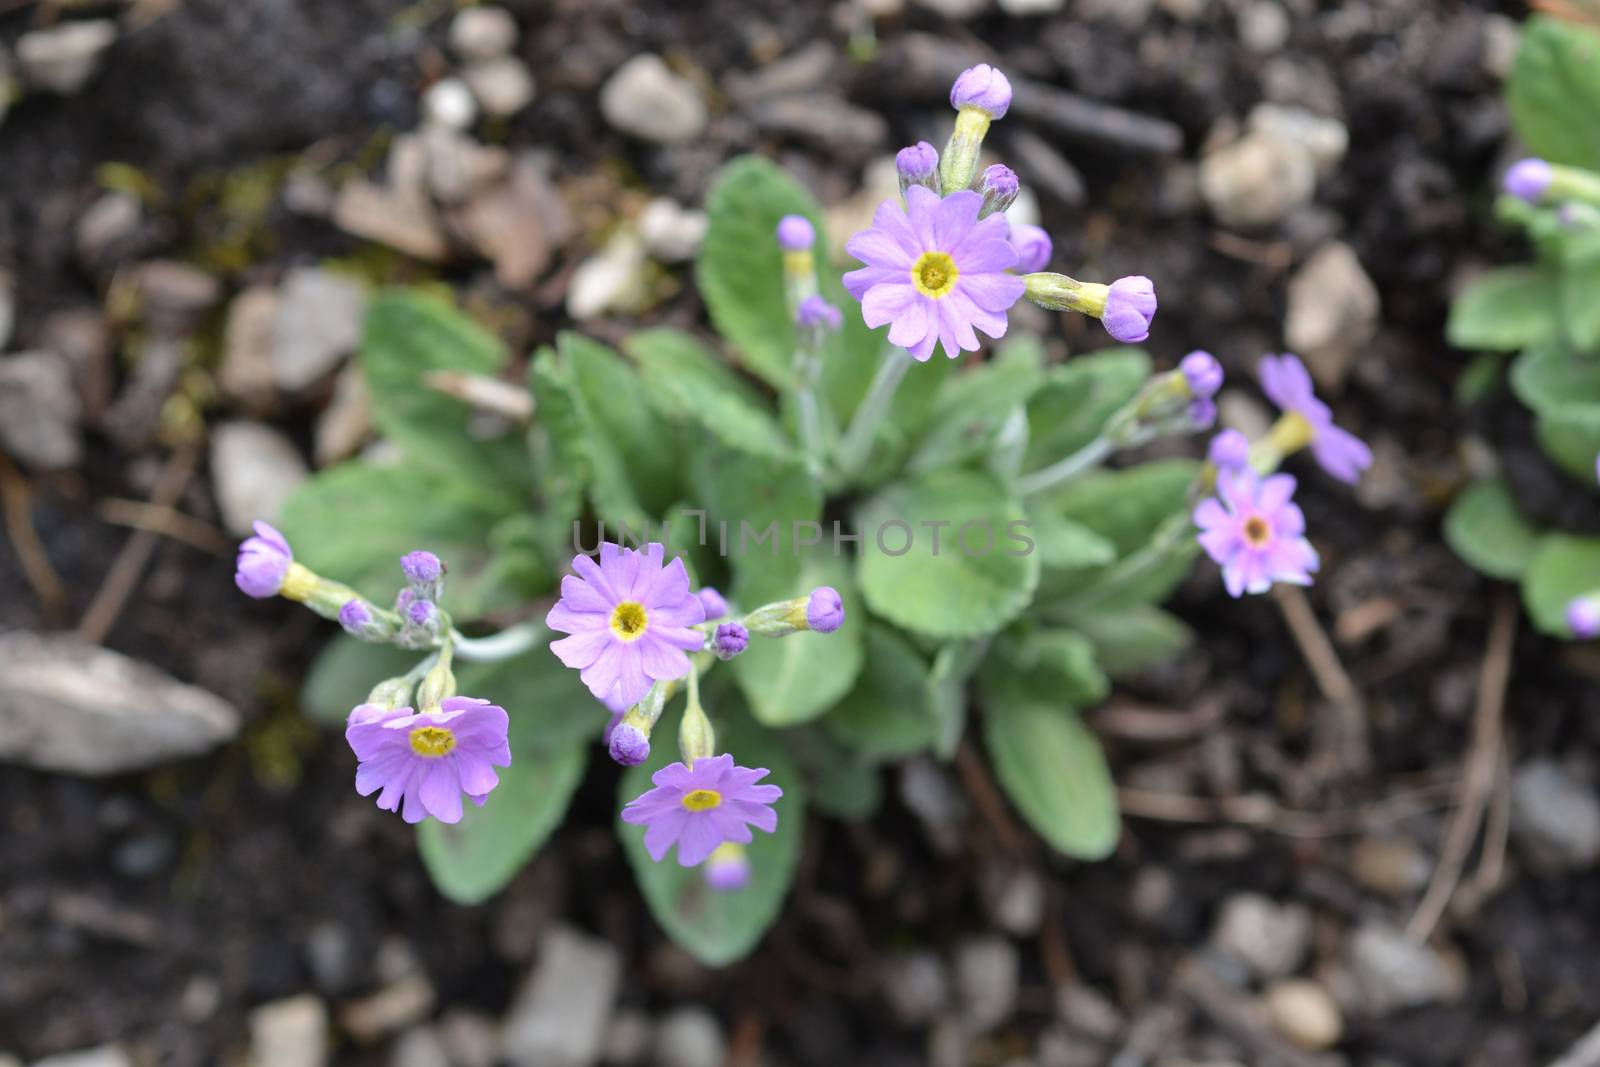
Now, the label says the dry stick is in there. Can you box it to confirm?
[0,453,68,621]
[1273,584,1370,776]
[1405,591,1517,943]
[1470,742,1513,904]
[77,443,199,646]
[96,498,231,555]
[1118,779,1455,839]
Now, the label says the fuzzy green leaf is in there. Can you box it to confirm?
[625,328,793,460]
[1068,607,1192,677]
[1444,479,1543,581]
[1447,266,1561,352]
[1508,17,1600,171]
[1523,534,1600,637]
[825,625,937,759]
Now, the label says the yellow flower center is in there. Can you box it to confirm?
[610,600,648,641]
[681,789,723,812]
[911,251,959,299]
[409,725,456,757]
[1242,515,1273,549]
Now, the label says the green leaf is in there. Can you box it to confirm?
[302,637,422,726]
[784,729,882,820]
[980,672,1119,860]
[418,744,587,905]
[1561,255,1600,352]
[1068,607,1192,678]
[1508,16,1600,171]
[624,328,793,461]
[1535,405,1600,482]
[1455,352,1504,408]
[1447,266,1562,352]
[530,346,650,531]
[618,703,805,967]
[1444,479,1543,581]
[359,290,525,487]
[1047,460,1200,556]
[1510,343,1600,414]
[1523,534,1600,637]
[928,640,985,759]
[824,625,937,759]
[1023,348,1150,470]
[731,548,862,727]
[906,355,1046,475]
[1025,506,1117,570]
[999,628,1110,707]
[691,440,823,563]
[278,460,525,619]
[856,469,1041,639]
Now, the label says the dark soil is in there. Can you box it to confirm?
[4,0,1597,1064]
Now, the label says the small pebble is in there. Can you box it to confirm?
[450,7,518,61]
[463,57,535,119]
[1263,979,1344,1050]
[600,54,707,144]
[423,78,478,130]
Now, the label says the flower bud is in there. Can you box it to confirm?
[1568,597,1600,640]
[1102,275,1157,343]
[977,164,1020,218]
[1505,157,1553,204]
[776,214,815,252]
[678,700,717,766]
[896,141,942,198]
[397,598,444,649]
[711,622,749,661]
[1180,351,1223,399]
[795,295,842,333]
[1188,398,1217,429]
[1207,428,1251,471]
[950,63,1012,120]
[400,550,445,600]
[1010,224,1052,274]
[339,599,396,643]
[609,721,651,766]
[235,521,303,599]
[703,842,751,891]
[805,586,845,633]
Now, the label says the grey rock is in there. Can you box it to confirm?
[1077,0,1150,24]
[566,231,651,320]
[210,420,309,537]
[40,309,113,419]
[1210,893,1311,979]
[75,192,141,267]
[249,994,329,1067]
[423,78,478,130]
[333,180,450,262]
[422,126,510,205]
[882,951,949,1025]
[1285,241,1379,391]
[955,936,1019,1033]
[1263,979,1343,1050]
[273,267,367,392]
[439,1009,499,1067]
[16,20,116,94]
[1511,760,1600,869]
[1007,130,1086,208]
[653,1007,725,1067]
[1238,1,1291,54]
[31,1049,131,1067]
[601,1009,652,1065]
[748,94,888,163]
[390,1027,451,1067]
[638,198,708,263]
[452,156,556,288]
[1056,986,1122,1041]
[983,864,1046,936]
[305,921,357,994]
[0,351,83,470]
[1248,104,1348,179]
[133,260,223,336]
[314,365,372,467]
[1199,127,1317,228]
[899,757,968,856]
[463,57,535,119]
[600,55,707,144]
[1350,837,1432,896]
[1482,14,1520,81]
[0,632,240,776]
[450,7,519,61]
[502,925,622,1067]
[218,287,282,410]
[1346,923,1463,1013]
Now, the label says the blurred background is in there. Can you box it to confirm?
[4,1,1598,1065]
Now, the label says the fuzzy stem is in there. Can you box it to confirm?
[1017,435,1114,497]
[453,620,545,662]
[834,346,912,485]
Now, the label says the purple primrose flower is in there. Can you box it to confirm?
[346,697,512,824]
[1259,353,1373,484]
[805,586,845,633]
[1505,158,1553,203]
[1208,428,1251,471]
[620,753,783,866]
[843,185,1026,361]
[776,215,815,252]
[1010,224,1052,274]
[546,542,706,708]
[1194,469,1320,598]
[1180,350,1223,399]
[235,521,293,598]
[1102,275,1157,344]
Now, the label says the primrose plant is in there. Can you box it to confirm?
[239,64,1368,966]
[1442,15,1600,640]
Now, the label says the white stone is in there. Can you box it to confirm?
[654,1007,726,1067]
[1263,979,1343,1050]
[1238,1,1291,54]
[1511,760,1600,869]
[30,1046,131,1067]
[600,54,707,144]
[1248,104,1348,178]
[450,7,518,61]
[217,287,282,409]
[1483,14,1521,81]
[566,231,651,320]
[501,925,622,1067]
[1199,127,1317,229]
[955,937,1019,1033]
[423,78,478,130]
[463,57,535,119]
[1210,894,1311,979]
[314,364,371,467]
[0,351,82,470]
[273,267,367,392]
[638,198,708,263]
[16,19,116,94]
[75,191,141,265]
[249,995,328,1067]
[389,1027,450,1067]
[1346,923,1463,1013]
[1285,241,1379,390]
[210,420,309,537]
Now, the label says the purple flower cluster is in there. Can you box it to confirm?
[621,754,782,867]
[1194,470,1320,598]
[1260,354,1372,484]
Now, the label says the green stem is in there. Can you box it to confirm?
[833,346,912,486]
[1017,435,1113,497]
[452,620,545,662]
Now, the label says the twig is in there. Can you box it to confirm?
[1206,231,1294,271]
[1469,742,1513,904]
[0,453,67,621]
[1273,585,1369,777]
[1547,1016,1600,1067]
[955,739,1031,857]
[1117,779,1455,838]
[77,443,199,646]
[1405,591,1517,943]
[96,498,231,555]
